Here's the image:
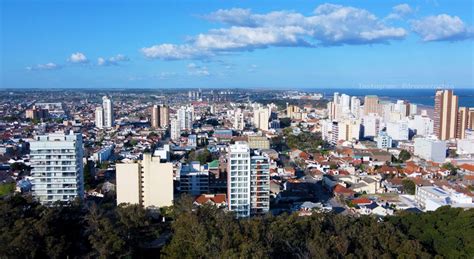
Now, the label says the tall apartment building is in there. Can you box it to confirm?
[95,96,114,129]
[250,155,270,216]
[468,108,474,129]
[160,105,170,128]
[457,107,471,139]
[233,108,245,131]
[177,106,193,130]
[151,105,160,128]
[95,107,104,129]
[227,142,270,217]
[254,108,269,131]
[170,118,181,141]
[434,90,458,140]
[30,131,84,205]
[350,96,361,119]
[364,95,380,116]
[152,104,170,128]
[116,153,173,208]
[102,96,114,128]
[287,105,301,119]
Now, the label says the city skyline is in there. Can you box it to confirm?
[2,0,473,89]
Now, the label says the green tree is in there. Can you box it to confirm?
[398,150,411,162]
[402,179,416,194]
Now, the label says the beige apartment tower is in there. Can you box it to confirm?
[160,105,170,128]
[364,95,380,116]
[151,105,170,129]
[116,153,173,208]
[151,105,160,128]
[457,107,469,139]
[434,90,458,140]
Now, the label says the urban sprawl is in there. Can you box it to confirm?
[1,88,474,218]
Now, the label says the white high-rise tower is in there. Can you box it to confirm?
[95,107,104,129]
[102,96,113,128]
[30,131,84,205]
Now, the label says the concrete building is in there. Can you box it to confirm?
[377,131,393,149]
[30,131,84,205]
[26,106,49,121]
[227,142,270,217]
[364,95,380,116]
[178,106,193,130]
[248,136,270,150]
[95,107,104,129]
[116,153,173,208]
[250,155,270,216]
[233,108,245,131]
[93,145,114,163]
[434,90,458,140]
[350,96,361,119]
[254,108,269,131]
[152,104,170,129]
[386,121,409,141]
[414,137,446,163]
[415,185,472,211]
[160,105,170,128]
[362,114,381,138]
[408,113,434,137]
[102,96,114,128]
[151,105,160,128]
[179,161,209,195]
[457,107,471,139]
[170,118,181,141]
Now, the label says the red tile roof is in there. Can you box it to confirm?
[352,198,372,205]
[195,194,226,205]
[333,184,355,194]
[460,164,474,172]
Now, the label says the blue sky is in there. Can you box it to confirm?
[1,0,473,89]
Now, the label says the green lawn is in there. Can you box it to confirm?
[0,183,15,196]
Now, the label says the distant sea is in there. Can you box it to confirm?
[310,88,474,107]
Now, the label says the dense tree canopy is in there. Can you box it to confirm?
[0,195,472,258]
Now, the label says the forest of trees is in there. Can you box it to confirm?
[0,195,473,258]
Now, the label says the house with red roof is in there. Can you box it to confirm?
[194,194,227,208]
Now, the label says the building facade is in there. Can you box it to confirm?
[116,153,173,208]
[30,131,84,205]
[434,90,458,140]
[227,142,270,217]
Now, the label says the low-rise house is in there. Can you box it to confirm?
[194,194,227,208]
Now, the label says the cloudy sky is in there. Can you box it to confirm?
[1,0,473,89]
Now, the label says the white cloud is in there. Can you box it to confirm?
[97,54,130,66]
[143,4,407,60]
[187,63,210,76]
[310,4,406,45]
[386,4,413,20]
[141,44,212,60]
[411,14,473,41]
[68,52,88,63]
[26,62,60,71]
